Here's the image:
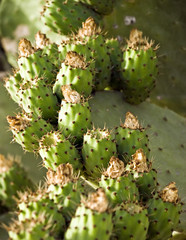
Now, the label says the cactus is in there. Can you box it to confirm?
[58,85,92,143]
[147,182,182,240]
[41,0,102,35]
[39,130,82,171]
[54,51,94,99]
[0,0,186,239]
[7,214,57,240]
[7,113,53,152]
[17,188,65,236]
[0,154,33,209]
[77,0,115,15]
[99,156,139,206]
[82,127,117,178]
[113,201,149,240]
[47,163,85,220]
[120,29,159,104]
[18,38,56,83]
[4,71,22,104]
[115,112,150,162]
[76,17,111,90]
[65,188,113,240]
[126,149,158,200]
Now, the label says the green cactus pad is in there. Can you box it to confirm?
[82,128,117,178]
[120,29,158,104]
[47,164,85,221]
[18,78,59,121]
[18,39,56,83]
[58,98,92,143]
[126,149,158,200]
[41,0,102,35]
[4,72,22,104]
[35,31,60,68]
[0,155,33,209]
[77,18,111,90]
[113,202,149,240]
[78,0,115,15]
[7,113,53,152]
[147,182,182,240]
[39,131,82,171]
[65,189,112,240]
[17,189,65,236]
[8,214,56,240]
[99,173,139,206]
[54,51,93,99]
[105,38,122,90]
[115,112,150,162]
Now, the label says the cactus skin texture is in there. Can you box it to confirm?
[82,128,117,178]
[18,78,59,122]
[78,0,115,15]
[115,112,150,163]
[41,0,102,35]
[54,51,94,99]
[7,113,53,152]
[58,85,92,143]
[65,189,113,240]
[0,155,33,209]
[126,149,158,200]
[47,163,85,221]
[147,182,182,240]
[18,39,56,83]
[113,202,149,240]
[35,31,60,68]
[99,156,139,206]
[77,17,111,90]
[8,214,56,240]
[17,189,66,237]
[120,29,158,105]
[39,131,81,171]
[4,72,22,104]
[105,38,122,90]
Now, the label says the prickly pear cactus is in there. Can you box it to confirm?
[0,0,186,239]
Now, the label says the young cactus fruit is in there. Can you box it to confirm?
[35,31,60,68]
[17,188,65,237]
[99,156,139,206]
[115,112,150,162]
[41,0,102,35]
[0,154,33,209]
[126,149,158,200]
[82,127,117,178]
[120,29,159,104]
[54,51,94,99]
[7,214,56,240]
[65,188,113,240]
[18,77,59,122]
[47,163,84,220]
[18,38,56,83]
[7,113,53,152]
[4,71,22,104]
[147,182,182,240]
[39,130,82,171]
[58,85,92,143]
[77,17,111,90]
[113,201,149,240]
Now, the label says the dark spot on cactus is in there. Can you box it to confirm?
[163,117,168,122]
[123,226,127,230]
[158,147,163,151]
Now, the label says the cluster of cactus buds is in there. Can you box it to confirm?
[1,7,183,240]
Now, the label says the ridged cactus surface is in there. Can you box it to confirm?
[0,0,186,239]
